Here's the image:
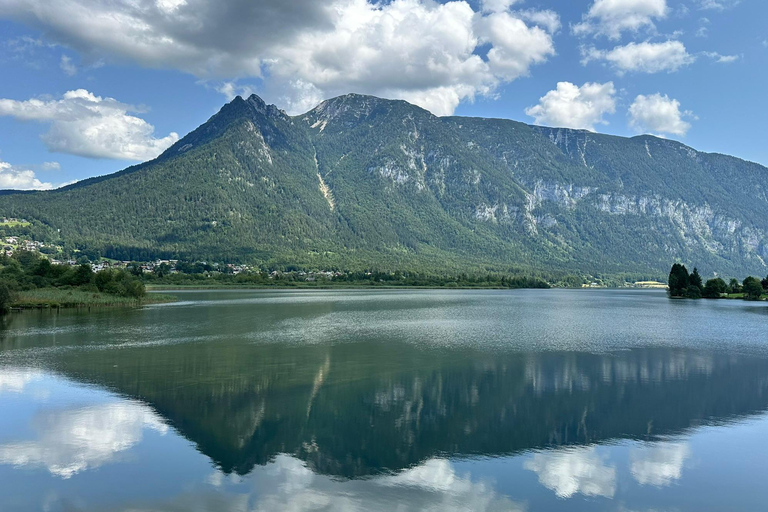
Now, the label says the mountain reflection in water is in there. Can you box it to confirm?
[1,289,767,512]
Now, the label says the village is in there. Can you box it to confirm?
[2,229,348,281]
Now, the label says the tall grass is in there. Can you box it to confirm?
[11,288,176,308]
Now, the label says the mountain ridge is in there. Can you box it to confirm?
[2,93,766,278]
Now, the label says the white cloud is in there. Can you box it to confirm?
[696,17,710,38]
[213,81,258,102]
[524,447,616,498]
[516,9,562,34]
[697,0,741,10]
[525,81,617,131]
[267,1,556,116]
[0,89,179,161]
[583,40,695,74]
[480,0,523,13]
[59,54,76,76]
[629,93,694,136]
[573,0,668,40]
[702,51,740,63]
[0,0,557,116]
[630,442,691,487]
[41,161,61,170]
[0,401,167,478]
[0,159,54,190]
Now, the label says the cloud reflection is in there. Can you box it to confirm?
[524,446,616,498]
[0,401,168,478]
[0,368,42,394]
[112,455,523,512]
[630,442,691,487]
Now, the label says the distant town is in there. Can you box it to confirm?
[2,219,661,289]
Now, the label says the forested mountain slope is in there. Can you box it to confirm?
[2,93,767,277]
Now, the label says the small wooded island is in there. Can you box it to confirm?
[668,263,767,300]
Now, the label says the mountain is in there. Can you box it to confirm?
[2,93,767,277]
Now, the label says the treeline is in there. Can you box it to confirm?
[0,251,146,312]
[144,268,551,289]
[668,263,767,300]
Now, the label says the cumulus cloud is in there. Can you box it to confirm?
[629,93,694,136]
[0,0,558,116]
[583,40,695,74]
[524,447,616,498]
[525,81,617,131]
[0,89,179,160]
[630,442,691,487]
[0,159,54,190]
[573,0,669,39]
[0,401,167,478]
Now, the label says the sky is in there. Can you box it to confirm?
[0,0,765,189]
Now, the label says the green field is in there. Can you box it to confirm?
[0,220,31,228]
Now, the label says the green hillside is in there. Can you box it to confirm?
[1,93,766,277]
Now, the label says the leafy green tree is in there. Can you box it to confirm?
[742,277,763,301]
[728,278,742,294]
[14,250,39,270]
[703,278,727,298]
[684,285,702,299]
[153,263,171,278]
[33,258,53,277]
[94,269,114,292]
[762,275,768,291]
[72,264,94,286]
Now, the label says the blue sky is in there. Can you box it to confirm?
[0,0,765,189]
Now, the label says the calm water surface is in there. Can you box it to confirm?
[1,289,767,511]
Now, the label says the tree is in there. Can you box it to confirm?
[0,282,12,314]
[685,285,702,299]
[689,268,703,289]
[703,278,727,298]
[762,275,768,292]
[668,263,689,297]
[153,263,171,278]
[72,263,94,286]
[684,267,703,298]
[727,278,742,294]
[742,277,763,301]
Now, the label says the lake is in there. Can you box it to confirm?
[1,289,767,511]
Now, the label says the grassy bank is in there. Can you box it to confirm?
[11,288,177,309]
